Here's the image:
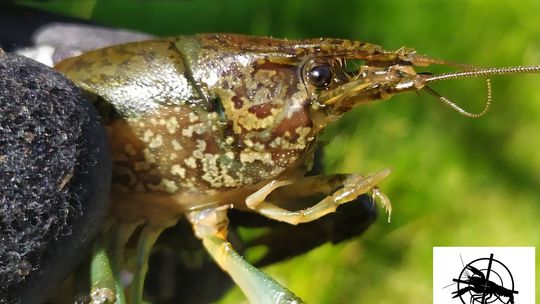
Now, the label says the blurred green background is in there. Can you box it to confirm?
[17,0,540,303]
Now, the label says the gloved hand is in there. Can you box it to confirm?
[0,51,111,304]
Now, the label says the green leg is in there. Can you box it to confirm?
[203,234,305,304]
[89,223,141,304]
[130,226,162,304]
[90,236,125,304]
[189,206,305,303]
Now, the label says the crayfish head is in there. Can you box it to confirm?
[305,40,540,124]
[304,58,428,120]
[294,41,444,130]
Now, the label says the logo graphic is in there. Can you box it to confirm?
[449,253,517,304]
[433,247,535,304]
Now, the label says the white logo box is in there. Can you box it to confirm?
[433,247,535,304]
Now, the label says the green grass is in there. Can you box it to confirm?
[18,0,540,303]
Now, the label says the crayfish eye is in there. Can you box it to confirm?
[307,64,333,88]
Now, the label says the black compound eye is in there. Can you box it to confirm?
[307,64,333,88]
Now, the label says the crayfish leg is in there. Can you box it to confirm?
[245,169,392,225]
[188,207,305,304]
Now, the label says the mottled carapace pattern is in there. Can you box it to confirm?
[55,34,418,219]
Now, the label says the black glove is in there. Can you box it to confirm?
[0,51,111,304]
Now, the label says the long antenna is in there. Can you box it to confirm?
[422,79,491,118]
[424,66,540,83]
[420,65,540,118]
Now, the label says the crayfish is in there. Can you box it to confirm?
[54,34,540,303]
[453,265,518,304]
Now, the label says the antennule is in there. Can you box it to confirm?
[422,79,492,118]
